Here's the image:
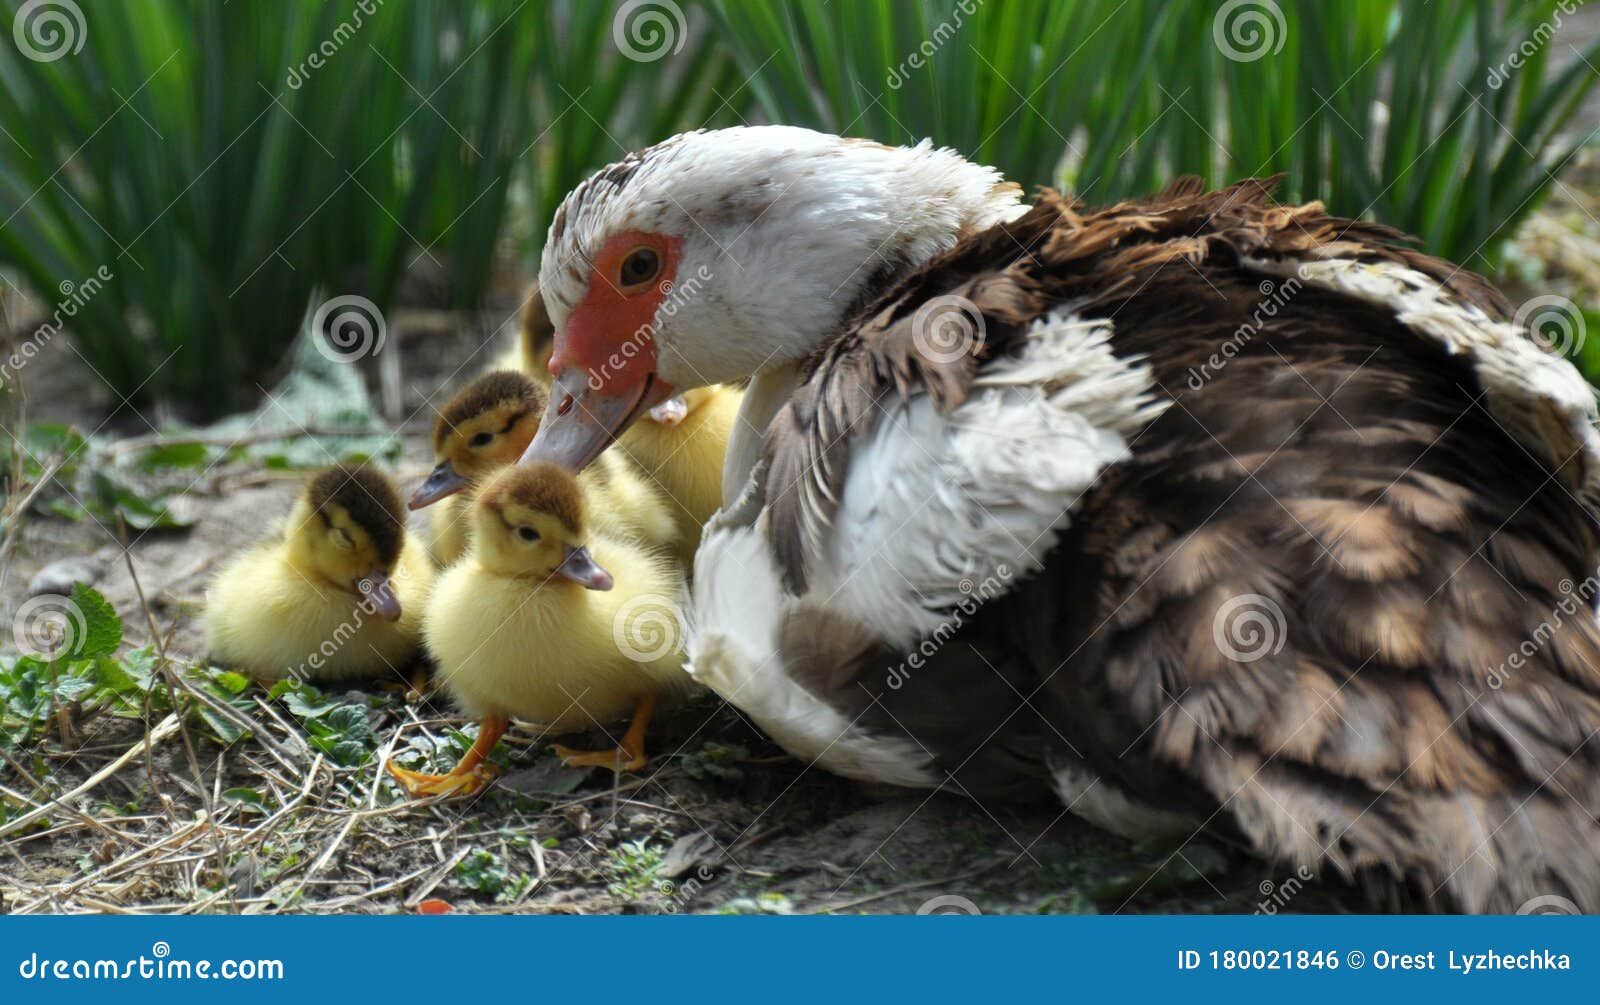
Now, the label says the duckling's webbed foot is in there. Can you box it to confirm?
[387,714,508,798]
[388,762,499,797]
[553,695,655,773]
[554,745,648,772]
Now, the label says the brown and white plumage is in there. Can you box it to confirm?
[522,126,1600,912]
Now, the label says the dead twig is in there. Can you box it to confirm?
[0,714,180,841]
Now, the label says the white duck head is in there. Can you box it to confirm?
[522,125,1024,472]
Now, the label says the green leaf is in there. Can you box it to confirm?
[68,583,121,660]
[209,670,252,696]
[222,787,268,812]
[282,686,342,719]
[92,656,137,694]
[120,647,160,692]
[195,705,247,746]
[134,441,211,471]
[50,670,97,703]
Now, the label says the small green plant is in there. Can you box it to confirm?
[456,847,533,902]
[681,740,750,783]
[0,584,268,766]
[275,684,379,768]
[605,838,667,901]
[1,583,124,751]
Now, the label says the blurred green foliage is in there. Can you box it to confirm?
[0,0,1595,416]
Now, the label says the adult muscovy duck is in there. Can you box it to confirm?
[521,125,1600,912]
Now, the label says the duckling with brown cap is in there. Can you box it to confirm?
[412,370,676,564]
[512,283,743,563]
[204,465,434,683]
[388,461,689,797]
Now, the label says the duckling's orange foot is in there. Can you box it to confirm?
[553,744,648,773]
[387,761,499,798]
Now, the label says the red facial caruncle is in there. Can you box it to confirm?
[551,231,682,396]
[521,230,683,473]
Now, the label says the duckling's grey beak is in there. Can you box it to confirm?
[357,571,403,620]
[556,544,613,591]
[409,460,469,510]
[520,369,673,472]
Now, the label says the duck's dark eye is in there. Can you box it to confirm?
[517,526,540,543]
[469,431,494,448]
[619,247,661,288]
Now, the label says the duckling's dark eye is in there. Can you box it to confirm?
[469,431,494,448]
[517,526,540,543]
[619,247,661,289]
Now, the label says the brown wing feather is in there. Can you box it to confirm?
[759,177,1599,909]
[1041,283,1600,910]
[765,178,1516,593]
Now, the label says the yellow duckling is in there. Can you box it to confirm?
[515,281,743,562]
[388,461,690,797]
[411,370,677,564]
[614,383,742,559]
[205,465,433,684]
